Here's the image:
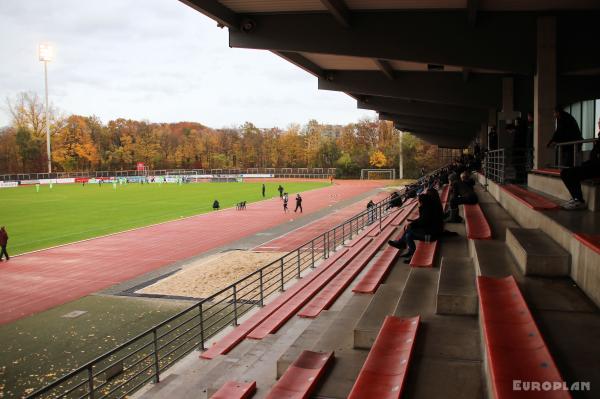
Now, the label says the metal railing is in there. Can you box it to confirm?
[0,168,337,182]
[484,149,505,184]
[484,147,533,185]
[25,190,406,399]
[553,138,598,168]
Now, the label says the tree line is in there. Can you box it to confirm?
[0,92,441,178]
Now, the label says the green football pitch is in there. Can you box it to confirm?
[0,181,328,255]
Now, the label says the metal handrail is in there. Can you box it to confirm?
[553,138,598,168]
[25,166,448,399]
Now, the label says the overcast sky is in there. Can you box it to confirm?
[0,0,374,129]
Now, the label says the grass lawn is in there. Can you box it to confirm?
[0,181,327,255]
[0,295,190,398]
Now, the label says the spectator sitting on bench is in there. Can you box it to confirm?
[388,192,444,264]
[445,171,478,223]
[388,191,403,209]
[560,120,600,210]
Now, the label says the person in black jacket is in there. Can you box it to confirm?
[445,171,478,222]
[549,107,583,167]
[366,200,375,224]
[560,121,600,210]
[0,226,9,261]
[294,194,303,213]
[388,193,444,264]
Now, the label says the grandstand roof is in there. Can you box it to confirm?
[179,0,600,147]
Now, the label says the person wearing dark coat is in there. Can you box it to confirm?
[560,121,600,210]
[262,183,266,197]
[278,185,284,199]
[549,108,583,167]
[0,226,9,261]
[294,194,303,213]
[445,172,478,222]
[212,200,220,211]
[387,194,444,264]
[366,200,375,224]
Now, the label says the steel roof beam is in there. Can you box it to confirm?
[318,70,514,108]
[379,112,479,132]
[229,12,536,74]
[357,96,487,123]
[374,59,395,80]
[178,0,239,29]
[272,51,325,78]
[321,0,351,28]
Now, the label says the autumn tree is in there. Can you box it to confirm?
[369,150,388,168]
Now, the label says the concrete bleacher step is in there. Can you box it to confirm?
[353,284,403,349]
[394,268,439,318]
[506,227,571,276]
[205,316,313,397]
[139,338,260,399]
[436,256,477,316]
[311,294,372,398]
[276,309,338,378]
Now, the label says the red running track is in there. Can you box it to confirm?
[0,181,382,325]
[255,192,389,252]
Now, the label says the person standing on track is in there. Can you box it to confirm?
[0,226,9,262]
[278,185,284,199]
[262,183,266,198]
[294,193,303,213]
[283,193,289,212]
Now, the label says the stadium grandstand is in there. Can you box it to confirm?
[4,1,600,399]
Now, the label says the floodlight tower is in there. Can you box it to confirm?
[39,43,53,174]
[398,130,404,179]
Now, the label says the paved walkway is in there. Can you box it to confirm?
[0,181,381,325]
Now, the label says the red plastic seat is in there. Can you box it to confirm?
[298,227,397,318]
[352,244,401,294]
[501,184,559,210]
[247,239,373,339]
[532,168,561,176]
[463,204,492,239]
[573,233,600,255]
[348,316,420,399]
[210,381,256,399]
[476,276,570,399]
[200,248,349,359]
[409,241,438,268]
[265,351,334,399]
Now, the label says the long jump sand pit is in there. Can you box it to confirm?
[137,250,286,299]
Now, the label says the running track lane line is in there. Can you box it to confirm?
[0,181,382,325]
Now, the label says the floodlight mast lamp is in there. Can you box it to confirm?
[39,43,53,174]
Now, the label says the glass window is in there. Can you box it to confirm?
[582,100,595,150]
[596,99,600,136]
[571,102,582,131]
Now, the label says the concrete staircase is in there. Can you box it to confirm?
[471,186,600,399]
[506,227,570,276]
[436,256,477,315]
[353,262,411,349]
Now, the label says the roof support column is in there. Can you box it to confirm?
[487,108,498,150]
[479,122,488,150]
[533,16,557,169]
